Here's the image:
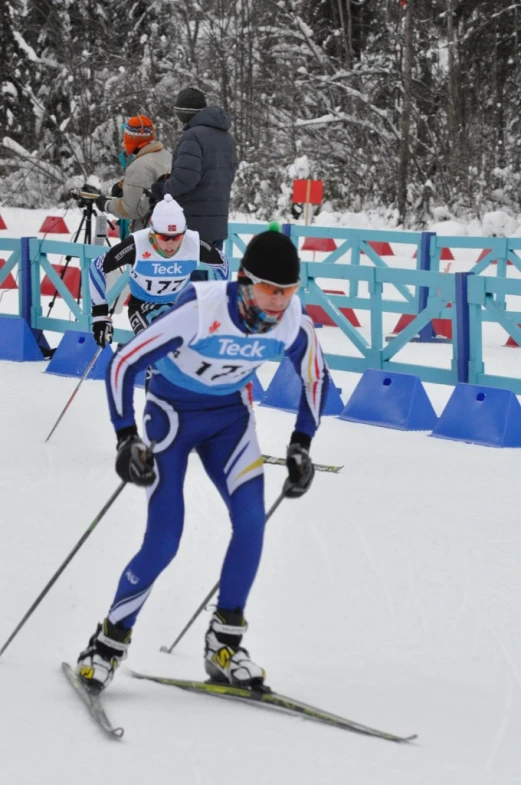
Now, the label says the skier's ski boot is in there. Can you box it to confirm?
[76,618,132,690]
[204,608,266,688]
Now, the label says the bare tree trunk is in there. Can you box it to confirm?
[493,24,508,170]
[336,0,353,66]
[345,0,354,66]
[397,0,414,225]
[446,0,459,167]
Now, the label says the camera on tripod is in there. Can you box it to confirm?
[69,184,101,209]
[68,182,109,246]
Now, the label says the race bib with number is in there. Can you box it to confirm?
[154,282,302,395]
[128,228,200,303]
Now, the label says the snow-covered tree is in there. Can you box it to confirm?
[1,0,521,223]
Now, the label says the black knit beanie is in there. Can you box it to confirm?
[174,87,207,124]
[240,231,300,286]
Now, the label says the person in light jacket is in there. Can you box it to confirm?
[96,115,172,232]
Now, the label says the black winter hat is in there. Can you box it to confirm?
[240,231,300,286]
[174,87,207,124]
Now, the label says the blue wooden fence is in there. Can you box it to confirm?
[2,224,521,391]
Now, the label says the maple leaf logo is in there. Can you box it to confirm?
[209,320,221,334]
[142,251,151,258]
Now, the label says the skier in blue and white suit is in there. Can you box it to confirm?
[77,228,331,690]
[88,194,228,349]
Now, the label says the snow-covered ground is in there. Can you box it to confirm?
[3,353,521,785]
[1,207,521,784]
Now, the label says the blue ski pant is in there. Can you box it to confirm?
[107,390,266,630]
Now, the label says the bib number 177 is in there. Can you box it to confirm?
[195,361,250,381]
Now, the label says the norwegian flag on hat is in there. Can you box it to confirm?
[151,194,187,234]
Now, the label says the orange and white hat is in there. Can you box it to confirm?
[151,195,187,234]
[123,115,156,155]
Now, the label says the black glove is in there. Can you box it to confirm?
[91,305,113,347]
[115,429,156,487]
[283,432,315,499]
[94,194,108,212]
[111,180,124,197]
[150,181,165,202]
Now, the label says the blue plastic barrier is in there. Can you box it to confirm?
[339,369,438,431]
[260,357,344,415]
[0,315,44,361]
[46,331,114,379]
[430,383,521,447]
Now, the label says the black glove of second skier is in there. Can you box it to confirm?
[115,429,156,487]
[283,432,315,499]
[91,305,113,348]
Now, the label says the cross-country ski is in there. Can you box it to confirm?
[261,454,343,473]
[61,662,124,739]
[130,672,417,743]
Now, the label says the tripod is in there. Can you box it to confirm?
[71,196,96,246]
[45,194,113,317]
[39,193,112,357]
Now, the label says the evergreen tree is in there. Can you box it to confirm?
[1,0,521,221]
[0,2,35,152]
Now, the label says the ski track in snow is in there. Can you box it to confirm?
[485,670,514,774]
[404,557,431,642]
[483,621,521,774]
[347,513,396,626]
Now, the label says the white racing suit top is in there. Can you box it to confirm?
[106,281,331,441]
[89,228,228,310]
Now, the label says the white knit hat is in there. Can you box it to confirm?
[151,194,187,234]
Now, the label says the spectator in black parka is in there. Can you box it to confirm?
[152,87,238,250]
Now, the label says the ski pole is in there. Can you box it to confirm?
[160,485,289,655]
[159,582,219,656]
[44,346,103,442]
[45,279,121,444]
[0,480,126,659]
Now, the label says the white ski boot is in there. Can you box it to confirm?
[76,618,132,690]
[204,609,266,687]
